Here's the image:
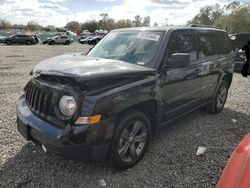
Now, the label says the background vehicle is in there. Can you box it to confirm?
[230,33,250,72]
[87,35,103,45]
[0,34,36,45]
[17,26,233,169]
[78,36,93,44]
[43,35,73,45]
[217,133,250,188]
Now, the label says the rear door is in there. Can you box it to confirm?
[197,30,232,101]
[12,35,21,44]
[161,30,203,122]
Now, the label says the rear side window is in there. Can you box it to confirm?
[168,33,197,62]
[216,32,232,55]
[61,36,68,39]
[198,32,214,58]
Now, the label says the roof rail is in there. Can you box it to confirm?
[188,24,215,28]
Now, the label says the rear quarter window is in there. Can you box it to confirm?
[198,31,214,58]
[213,31,232,55]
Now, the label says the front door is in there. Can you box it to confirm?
[161,31,203,122]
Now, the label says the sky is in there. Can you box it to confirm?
[0,0,249,27]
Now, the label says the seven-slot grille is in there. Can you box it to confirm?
[24,80,56,117]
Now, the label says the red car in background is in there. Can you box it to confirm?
[217,133,250,188]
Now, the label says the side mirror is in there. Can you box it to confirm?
[167,53,190,68]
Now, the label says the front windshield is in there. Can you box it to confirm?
[87,31,164,67]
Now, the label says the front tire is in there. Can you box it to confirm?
[109,110,151,170]
[207,80,229,113]
[6,40,12,45]
[49,41,55,45]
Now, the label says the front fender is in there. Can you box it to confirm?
[80,77,160,119]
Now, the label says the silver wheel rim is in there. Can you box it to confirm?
[118,121,147,162]
[216,85,227,109]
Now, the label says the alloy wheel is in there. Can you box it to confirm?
[118,121,147,162]
[216,85,227,109]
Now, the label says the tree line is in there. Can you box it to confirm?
[1,2,250,34]
[65,14,152,32]
[0,14,153,32]
[188,1,250,33]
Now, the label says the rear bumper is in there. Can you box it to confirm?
[234,61,244,72]
[16,96,116,160]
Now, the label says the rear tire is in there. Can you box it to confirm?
[207,80,229,113]
[109,110,151,170]
[26,40,32,45]
[64,40,70,45]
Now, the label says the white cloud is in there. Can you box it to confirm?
[0,0,237,27]
[47,0,65,2]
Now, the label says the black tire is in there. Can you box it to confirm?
[6,40,12,45]
[49,41,55,45]
[26,40,32,45]
[207,80,229,113]
[64,40,70,45]
[109,110,151,170]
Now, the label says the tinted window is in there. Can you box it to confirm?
[61,36,68,39]
[168,33,197,62]
[212,31,232,55]
[198,32,214,58]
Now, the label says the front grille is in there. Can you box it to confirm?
[24,80,52,117]
[24,79,79,127]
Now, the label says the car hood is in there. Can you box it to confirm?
[32,53,156,90]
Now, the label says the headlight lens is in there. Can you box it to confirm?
[59,96,76,116]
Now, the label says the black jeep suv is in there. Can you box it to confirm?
[16,27,234,169]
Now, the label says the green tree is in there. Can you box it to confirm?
[142,16,150,27]
[153,22,158,27]
[0,19,11,30]
[133,15,142,27]
[65,21,80,31]
[26,21,42,31]
[115,19,132,28]
[80,20,98,32]
[99,13,109,30]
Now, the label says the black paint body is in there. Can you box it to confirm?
[16,27,234,160]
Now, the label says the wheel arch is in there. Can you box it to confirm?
[116,99,160,133]
[222,73,233,87]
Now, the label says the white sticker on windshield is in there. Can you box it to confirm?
[136,33,160,41]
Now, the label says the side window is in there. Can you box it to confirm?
[168,33,197,62]
[198,32,214,58]
[213,32,232,55]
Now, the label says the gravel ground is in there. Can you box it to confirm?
[0,43,250,188]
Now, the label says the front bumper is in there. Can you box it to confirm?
[16,96,116,160]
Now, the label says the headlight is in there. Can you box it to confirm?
[59,96,76,116]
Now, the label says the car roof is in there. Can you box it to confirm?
[112,26,226,33]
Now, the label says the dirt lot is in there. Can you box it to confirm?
[0,43,250,188]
